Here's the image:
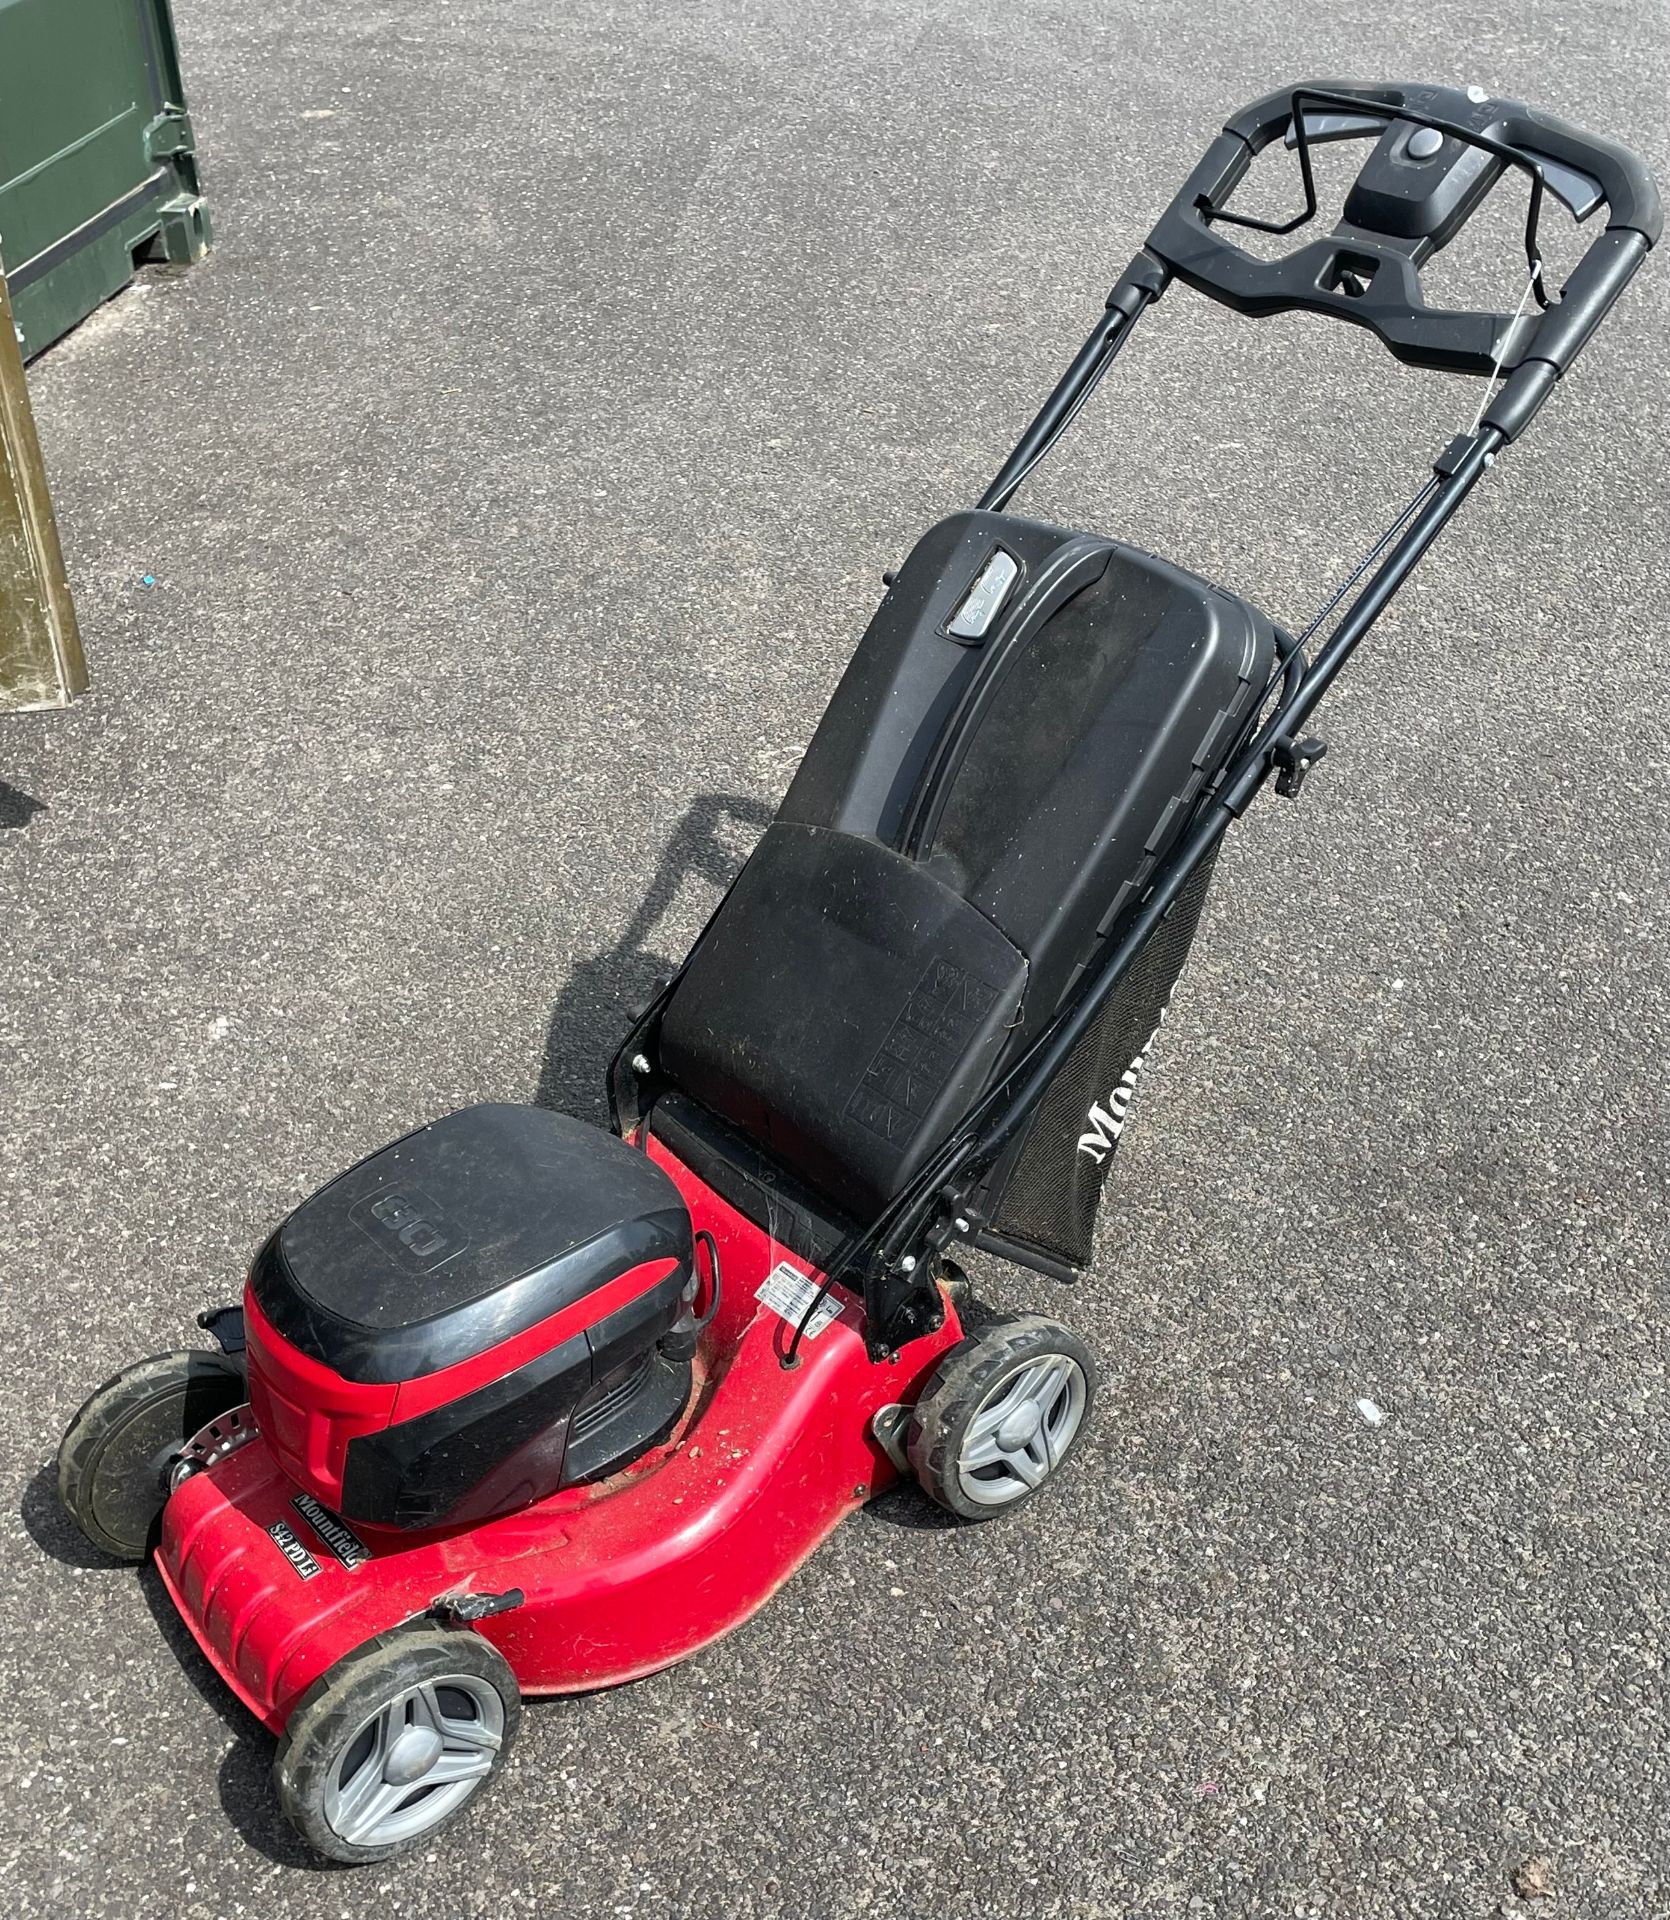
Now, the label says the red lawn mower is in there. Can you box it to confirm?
[58,81,1657,1862]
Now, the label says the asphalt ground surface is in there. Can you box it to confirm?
[2,3,1667,1915]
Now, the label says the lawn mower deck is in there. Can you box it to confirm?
[156,1135,963,1732]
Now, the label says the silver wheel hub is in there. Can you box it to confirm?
[997,1402,1043,1449]
[324,1674,504,1849]
[957,1353,1087,1509]
[383,1724,445,1785]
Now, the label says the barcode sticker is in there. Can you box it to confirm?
[755,1261,843,1340]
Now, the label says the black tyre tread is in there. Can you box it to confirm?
[274,1622,521,1866]
[56,1349,246,1561]
[907,1311,1097,1523]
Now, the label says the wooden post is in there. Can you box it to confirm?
[0,253,85,711]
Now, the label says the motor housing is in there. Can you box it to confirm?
[244,1105,695,1531]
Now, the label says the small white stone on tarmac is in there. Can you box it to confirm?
[1356,1398,1386,1426]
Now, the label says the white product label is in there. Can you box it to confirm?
[755,1261,843,1340]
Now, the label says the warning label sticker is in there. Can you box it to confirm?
[755,1261,843,1341]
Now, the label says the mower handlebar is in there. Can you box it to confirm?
[1231,80,1662,240]
[1143,79,1660,379]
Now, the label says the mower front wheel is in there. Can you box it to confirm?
[907,1312,1097,1521]
[57,1349,247,1560]
[274,1624,521,1864]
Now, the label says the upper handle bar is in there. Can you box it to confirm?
[1143,79,1660,381]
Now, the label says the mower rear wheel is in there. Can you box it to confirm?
[907,1312,1096,1521]
[56,1349,246,1560]
[275,1624,521,1864]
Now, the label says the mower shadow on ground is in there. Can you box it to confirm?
[18,1460,318,1866]
[860,1480,963,1532]
[534,791,772,1124]
[0,778,44,830]
[131,1561,325,1868]
[19,1458,117,1568]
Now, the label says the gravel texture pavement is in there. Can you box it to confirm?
[2,2,1666,1914]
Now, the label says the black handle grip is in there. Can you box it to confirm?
[1144,80,1660,378]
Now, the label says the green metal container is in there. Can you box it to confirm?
[0,0,209,360]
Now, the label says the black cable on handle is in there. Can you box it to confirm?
[1294,470,1442,646]
[977,263,1164,515]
